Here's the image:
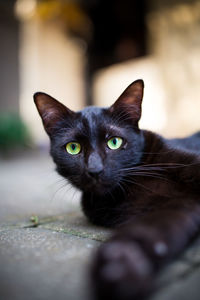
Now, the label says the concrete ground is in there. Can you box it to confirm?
[1,151,200,300]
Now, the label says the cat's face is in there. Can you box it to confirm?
[34,80,144,195]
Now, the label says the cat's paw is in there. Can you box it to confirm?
[91,240,153,300]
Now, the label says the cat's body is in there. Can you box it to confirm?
[34,80,200,300]
[167,131,200,153]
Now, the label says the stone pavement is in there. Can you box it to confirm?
[1,151,200,300]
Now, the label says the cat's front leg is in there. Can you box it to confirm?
[91,239,153,300]
[91,206,200,300]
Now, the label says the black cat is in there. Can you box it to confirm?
[34,80,200,300]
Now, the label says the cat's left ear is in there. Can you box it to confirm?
[109,79,144,124]
[34,92,75,136]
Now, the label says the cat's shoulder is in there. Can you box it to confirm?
[165,131,200,155]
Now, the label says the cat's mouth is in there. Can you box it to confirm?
[66,171,117,195]
[81,177,113,194]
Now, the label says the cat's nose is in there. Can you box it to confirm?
[88,169,103,179]
[87,152,103,179]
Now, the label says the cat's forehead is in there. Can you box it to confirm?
[77,105,126,138]
[80,106,105,120]
[79,106,107,127]
[77,106,111,137]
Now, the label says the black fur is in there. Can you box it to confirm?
[34,80,200,300]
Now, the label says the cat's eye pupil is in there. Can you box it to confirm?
[107,137,123,150]
[66,142,81,155]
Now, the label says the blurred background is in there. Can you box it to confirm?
[1,3,200,299]
[0,0,200,153]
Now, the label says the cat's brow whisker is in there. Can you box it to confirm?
[111,110,134,125]
[113,114,133,124]
[111,109,129,121]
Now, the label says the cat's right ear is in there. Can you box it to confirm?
[34,92,75,136]
[109,79,144,125]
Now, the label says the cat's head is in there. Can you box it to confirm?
[34,80,145,195]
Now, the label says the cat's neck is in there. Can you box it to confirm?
[81,187,127,227]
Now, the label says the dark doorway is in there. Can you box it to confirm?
[82,0,147,104]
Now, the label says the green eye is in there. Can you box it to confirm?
[66,142,81,155]
[107,137,123,150]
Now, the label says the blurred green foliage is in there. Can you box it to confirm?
[0,113,31,152]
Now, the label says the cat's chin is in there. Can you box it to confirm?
[81,181,114,196]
